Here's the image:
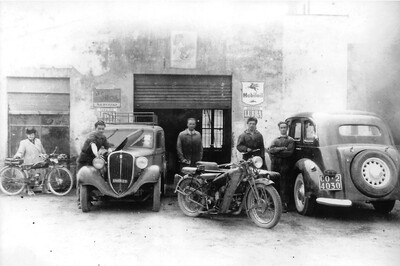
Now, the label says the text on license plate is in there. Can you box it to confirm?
[113,179,128,183]
[319,174,342,190]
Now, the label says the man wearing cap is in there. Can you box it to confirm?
[269,121,295,213]
[14,128,46,164]
[14,128,47,195]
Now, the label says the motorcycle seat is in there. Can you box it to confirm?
[196,161,219,170]
[181,167,198,175]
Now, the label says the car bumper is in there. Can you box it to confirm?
[316,198,352,207]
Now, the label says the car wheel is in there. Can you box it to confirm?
[152,178,161,212]
[351,150,397,198]
[372,200,396,214]
[294,173,315,216]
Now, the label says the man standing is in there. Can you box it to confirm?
[14,128,47,195]
[176,118,203,170]
[236,117,265,163]
[269,121,294,213]
[14,128,46,164]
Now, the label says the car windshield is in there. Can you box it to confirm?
[104,129,154,149]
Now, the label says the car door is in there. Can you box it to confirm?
[287,118,303,163]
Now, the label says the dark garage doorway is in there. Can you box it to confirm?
[134,74,232,184]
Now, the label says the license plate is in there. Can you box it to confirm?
[319,174,342,190]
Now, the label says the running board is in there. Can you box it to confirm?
[316,198,352,207]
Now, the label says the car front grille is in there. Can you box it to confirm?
[108,151,134,195]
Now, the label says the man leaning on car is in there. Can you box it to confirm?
[268,121,295,213]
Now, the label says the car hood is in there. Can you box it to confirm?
[123,147,155,158]
[114,129,144,151]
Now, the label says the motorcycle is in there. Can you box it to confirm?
[175,155,282,229]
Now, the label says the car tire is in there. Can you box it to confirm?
[350,150,398,198]
[372,200,396,214]
[80,185,92,213]
[294,173,315,216]
[152,178,161,212]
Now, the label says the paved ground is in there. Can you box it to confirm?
[0,191,399,266]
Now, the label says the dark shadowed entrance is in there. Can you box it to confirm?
[134,74,232,184]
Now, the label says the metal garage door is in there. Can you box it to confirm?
[134,74,232,109]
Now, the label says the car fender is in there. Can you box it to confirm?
[77,166,119,197]
[294,159,323,197]
[131,165,161,192]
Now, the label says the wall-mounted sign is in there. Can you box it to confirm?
[93,88,121,108]
[244,106,263,119]
[171,31,197,69]
[242,82,264,105]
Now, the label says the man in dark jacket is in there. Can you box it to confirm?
[76,120,112,208]
[269,121,294,212]
[236,117,266,163]
[176,118,203,170]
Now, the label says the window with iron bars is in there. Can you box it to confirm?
[202,109,223,148]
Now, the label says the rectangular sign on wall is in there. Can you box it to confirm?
[170,31,197,69]
[93,88,121,108]
[244,106,263,119]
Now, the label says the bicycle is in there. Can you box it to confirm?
[0,149,74,196]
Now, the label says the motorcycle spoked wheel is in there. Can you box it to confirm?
[246,184,282,229]
[177,178,205,217]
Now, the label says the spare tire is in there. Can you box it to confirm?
[350,150,398,198]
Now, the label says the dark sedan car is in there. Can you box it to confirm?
[285,111,400,215]
[77,124,166,212]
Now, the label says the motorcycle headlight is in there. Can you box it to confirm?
[92,157,105,169]
[136,156,148,169]
[252,156,263,169]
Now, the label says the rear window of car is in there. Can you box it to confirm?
[339,125,381,136]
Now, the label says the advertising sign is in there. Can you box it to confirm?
[242,82,264,105]
[244,106,263,119]
[93,88,121,108]
[171,31,197,69]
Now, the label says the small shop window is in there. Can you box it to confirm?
[8,114,70,156]
[202,109,223,148]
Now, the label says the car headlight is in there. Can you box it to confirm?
[92,157,105,169]
[252,156,263,169]
[136,156,148,169]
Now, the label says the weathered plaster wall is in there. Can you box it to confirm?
[346,2,400,146]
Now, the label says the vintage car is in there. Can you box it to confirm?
[285,111,400,215]
[77,123,166,212]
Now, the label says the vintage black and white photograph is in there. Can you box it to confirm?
[0,0,399,265]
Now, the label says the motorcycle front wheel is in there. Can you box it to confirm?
[177,178,205,217]
[246,184,282,229]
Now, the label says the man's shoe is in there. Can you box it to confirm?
[27,190,35,196]
[282,203,288,213]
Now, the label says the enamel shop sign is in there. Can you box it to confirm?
[93,88,121,108]
[244,106,263,119]
[242,82,264,105]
